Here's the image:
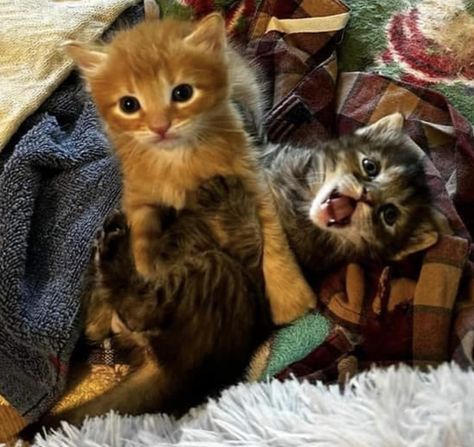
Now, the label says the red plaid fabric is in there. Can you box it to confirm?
[246,0,474,381]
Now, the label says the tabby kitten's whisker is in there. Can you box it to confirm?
[201,127,243,133]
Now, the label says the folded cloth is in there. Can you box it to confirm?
[250,313,331,380]
[0,0,139,151]
[0,76,121,422]
[0,3,146,423]
[339,0,474,124]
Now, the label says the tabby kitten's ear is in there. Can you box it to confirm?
[355,113,405,138]
[184,13,226,52]
[391,209,452,261]
[391,222,439,261]
[144,0,161,21]
[64,41,107,76]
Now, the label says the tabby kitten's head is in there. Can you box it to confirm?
[65,10,230,150]
[309,114,441,260]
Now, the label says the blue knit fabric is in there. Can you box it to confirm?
[0,4,145,422]
[0,77,121,421]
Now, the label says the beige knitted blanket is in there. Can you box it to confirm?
[0,0,138,151]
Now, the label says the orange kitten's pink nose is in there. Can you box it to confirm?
[149,120,171,137]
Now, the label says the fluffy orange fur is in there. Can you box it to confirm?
[66,12,316,324]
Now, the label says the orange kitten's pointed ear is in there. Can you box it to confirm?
[144,0,161,21]
[185,13,226,52]
[63,41,107,76]
[355,113,405,138]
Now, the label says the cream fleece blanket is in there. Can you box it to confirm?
[0,0,138,151]
[32,364,474,447]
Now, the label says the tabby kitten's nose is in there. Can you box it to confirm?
[150,120,171,137]
[360,187,375,205]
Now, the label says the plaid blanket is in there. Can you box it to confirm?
[244,0,474,382]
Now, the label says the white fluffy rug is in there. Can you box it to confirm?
[32,363,474,447]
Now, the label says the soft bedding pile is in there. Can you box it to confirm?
[31,364,474,447]
[0,0,474,444]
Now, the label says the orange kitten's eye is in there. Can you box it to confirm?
[171,84,193,102]
[119,96,141,114]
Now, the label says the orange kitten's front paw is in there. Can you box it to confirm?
[269,281,316,325]
[128,207,163,279]
[265,263,316,325]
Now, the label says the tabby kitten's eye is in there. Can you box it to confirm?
[119,96,141,114]
[380,204,399,226]
[172,84,193,102]
[362,158,379,177]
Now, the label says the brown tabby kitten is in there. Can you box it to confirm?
[65,6,314,324]
[48,175,273,426]
[261,114,444,278]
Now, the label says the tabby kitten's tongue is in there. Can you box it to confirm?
[320,192,356,227]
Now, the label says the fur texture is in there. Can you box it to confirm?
[65,11,315,324]
[261,114,442,277]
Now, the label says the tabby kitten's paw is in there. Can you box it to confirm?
[94,209,129,263]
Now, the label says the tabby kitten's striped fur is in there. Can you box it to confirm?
[262,114,442,278]
[49,176,273,426]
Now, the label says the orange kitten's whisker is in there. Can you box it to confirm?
[200,125,243,133]
[172,120,191,130]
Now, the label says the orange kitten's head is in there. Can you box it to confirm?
[65,13,230,150]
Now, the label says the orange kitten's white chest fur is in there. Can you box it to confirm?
[118,135,247,210]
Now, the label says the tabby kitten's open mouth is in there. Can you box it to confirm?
[320,190,357,228]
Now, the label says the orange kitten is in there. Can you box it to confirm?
[65,10,315,324]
